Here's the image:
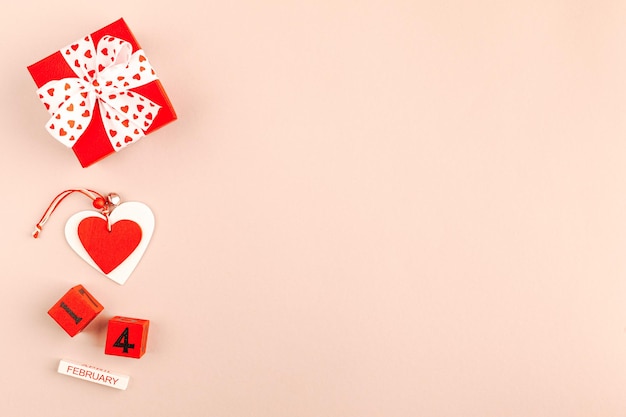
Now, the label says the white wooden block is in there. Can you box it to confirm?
[57,359,130,390]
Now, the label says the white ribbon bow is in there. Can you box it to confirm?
[37,35,161,150]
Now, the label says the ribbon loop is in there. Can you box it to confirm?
[96,36,132,76]
[36,35,161,151]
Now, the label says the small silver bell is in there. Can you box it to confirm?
[107,193,121,207]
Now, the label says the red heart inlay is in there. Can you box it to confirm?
[145,112,153,120]
[122,119,130,127]
[82,110,90,117]
[71,44,79,51]
[110,129,117,137]
[137,105,144,112]
[102,48,109,56]
[125,136,133,143]
[133,74,141,80]
[77,218,142,274]
[98,64,105,72]
[59,128,67,136]
[84,50,92,58]
[68,120,75,128]
[139,55,146,62]
[121,105,129,113]
[64,83,71,90]
[47,88,54,96]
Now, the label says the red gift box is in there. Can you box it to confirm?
[27,18,177,167]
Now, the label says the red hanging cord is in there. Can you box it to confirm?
[32,189,107,238]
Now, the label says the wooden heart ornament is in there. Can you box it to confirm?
[65,202,155,285]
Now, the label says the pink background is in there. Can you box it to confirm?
[2,0,626,415]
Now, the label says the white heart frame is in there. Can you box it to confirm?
[65,201,155,285]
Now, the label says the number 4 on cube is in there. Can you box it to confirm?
[105,316,149,358]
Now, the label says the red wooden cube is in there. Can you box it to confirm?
[105,316,149,358]
[48,284,103,337]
